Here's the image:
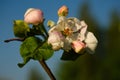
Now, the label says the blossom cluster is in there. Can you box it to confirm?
[6,5,98,68]
[23,5,98,55]
[48,5,98,54]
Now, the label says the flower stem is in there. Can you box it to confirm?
[41,24,49,37]
[39,60,56,80]
[4,38,24,43]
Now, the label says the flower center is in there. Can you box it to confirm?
[63,27,73,36]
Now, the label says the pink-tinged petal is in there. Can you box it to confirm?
[71,40,85,53]
[24,8,44,25]
[48,30,65,50]
[84,32,98,54]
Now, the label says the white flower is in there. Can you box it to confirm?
[48,16,98,54]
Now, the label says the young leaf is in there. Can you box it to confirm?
[35,42,54,60]
[18,56,31,68]
[19,36,42,68]
[13,20,30,38]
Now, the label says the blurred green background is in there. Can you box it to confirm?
[0,0,120,80]
[57,2,120,80]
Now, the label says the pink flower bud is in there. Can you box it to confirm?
[58,5,68,17]
[71,40,85,53]
[24,8,44,25]
[48,30,65,50]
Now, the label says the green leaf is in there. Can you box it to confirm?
[61,49,84,61]
[35,42,54,60]
[13,20,30,38]
[18,56,31,68]
[19,36,42,68]
[19,36,54,68]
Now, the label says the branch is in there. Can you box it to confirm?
[39,60,56,80]
[4,38,24,43]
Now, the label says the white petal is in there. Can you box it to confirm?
[24,8,35,17]
[85,32,98,43]
[80,21,88,41]
[67,17,82,31]
[48,27,56,34]
[74,18,82,31]
[56,21,66,31]
[80,20,87,27]
[57,16,67,24]
[85,32,98,54]
[62,39,71,51]
[52,42,61,50]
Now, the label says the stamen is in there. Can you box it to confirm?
[63,27,73,36]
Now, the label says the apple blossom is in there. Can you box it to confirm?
[48,16,98,54]
[24,8,44,25]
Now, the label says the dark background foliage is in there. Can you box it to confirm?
[57,2,120,80]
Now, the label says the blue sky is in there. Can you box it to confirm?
[0,0,120,80]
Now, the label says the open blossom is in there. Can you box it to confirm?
[48,16,98,54]
[24,8,44,25]
[58,5,68,17]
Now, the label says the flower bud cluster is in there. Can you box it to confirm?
[23,5,98,54]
